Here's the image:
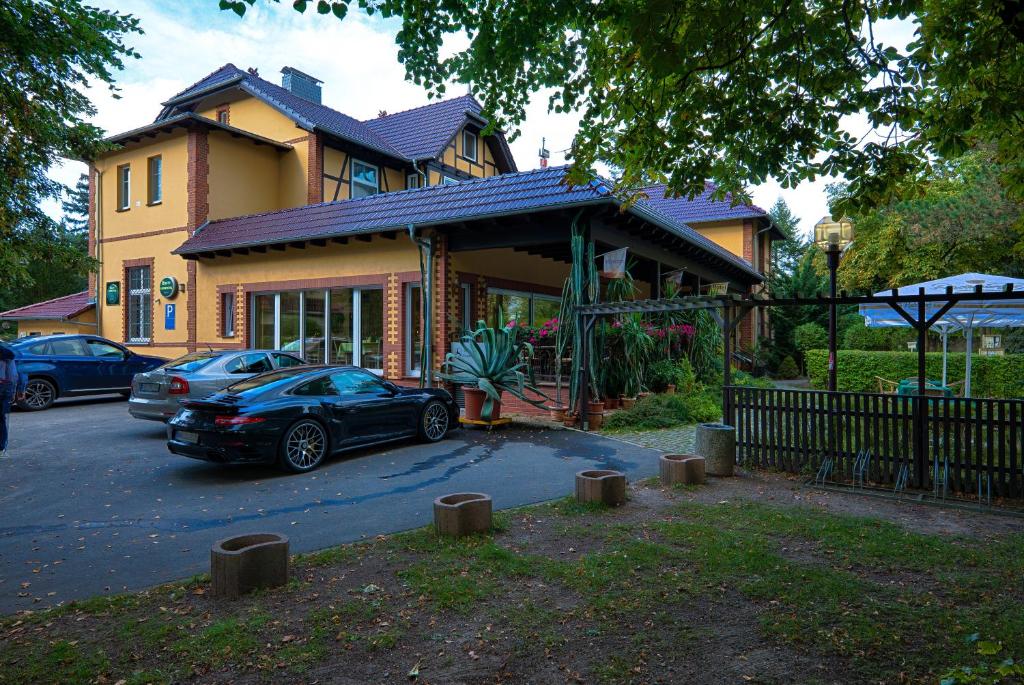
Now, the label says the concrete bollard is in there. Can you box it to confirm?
[211,533,289,600]
[433,493,493,537]
[575,469,627,506]
[696,422,737,476]
[659,454,706,486]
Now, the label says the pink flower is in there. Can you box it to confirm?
[612,321,622,328]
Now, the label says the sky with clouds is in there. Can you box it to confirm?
[52,1,916,238]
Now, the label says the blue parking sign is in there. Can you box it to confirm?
[165,303,176,330]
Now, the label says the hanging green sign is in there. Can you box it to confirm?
[105,282,120,306]
[159,276,179,299]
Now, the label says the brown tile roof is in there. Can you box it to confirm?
[0,291,94,321]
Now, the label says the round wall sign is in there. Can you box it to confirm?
[159,276,179,299]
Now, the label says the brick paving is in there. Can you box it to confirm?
[602,425,698,454]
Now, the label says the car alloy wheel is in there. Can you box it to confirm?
[283,420,327,471]
[421,401,450,442]
[21,379,56,411]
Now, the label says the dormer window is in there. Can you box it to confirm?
[441,175,460,185]
[350,159,379,199]
[462,129,478,162]
[407,173,420,189]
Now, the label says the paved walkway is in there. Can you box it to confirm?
[603,425,697,454]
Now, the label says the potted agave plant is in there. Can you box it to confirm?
[439,321,552,422]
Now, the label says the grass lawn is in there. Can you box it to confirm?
[1,475,1022,684]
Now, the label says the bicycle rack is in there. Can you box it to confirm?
[853,450,872,489]
[894,464,910,496]
[814,455,834,486]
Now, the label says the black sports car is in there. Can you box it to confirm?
[166,366,459,472]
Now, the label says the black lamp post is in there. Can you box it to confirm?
[813,217,854,392]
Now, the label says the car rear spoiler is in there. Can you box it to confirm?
[181,399,240,413]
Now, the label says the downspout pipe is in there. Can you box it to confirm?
[407,223,434,388]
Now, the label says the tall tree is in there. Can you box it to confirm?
[0,0,139,294]
[62,173,91,234]
[767,198,805,278]
[835,150,1024,292]
[222,0,1024,224]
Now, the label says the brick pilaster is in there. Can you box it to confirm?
[475,275,488,327]
[432,234,451,371]
[186,128,210,352]
[384,273,401,379]
[307,132,324,204]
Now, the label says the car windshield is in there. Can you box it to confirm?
[224,367,317,395]
[162,352,222,373]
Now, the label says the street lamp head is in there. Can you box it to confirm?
[814,216,854,252]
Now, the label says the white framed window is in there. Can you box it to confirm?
[462,129,478,162]
[441,175,460,185]
[461,282,472,334]
[350,159,379,199]
[221,291,235,337]
[406,172,420,189]
[251,287,384,374]
[127,265,152,343]
[117,164,131,210]
[405,282,422,376]
[147,155,162,205]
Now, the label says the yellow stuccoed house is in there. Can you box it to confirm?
[5,64,780,411]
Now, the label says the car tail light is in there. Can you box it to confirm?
[168,376,190,395]
[214,415,266,427]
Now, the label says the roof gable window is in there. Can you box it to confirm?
[462,129,478,162]
[350,159,379,199]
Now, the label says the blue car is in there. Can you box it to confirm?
[9,334,167,411]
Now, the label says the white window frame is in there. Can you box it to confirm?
[250,287,383,374]
[461,282,472,333]
[350,159,379,198]
[462,129,478,162]
[406,172,420,189]
[117,164,131,210]
[221,291,235,337]
[127,266,151,343]
[404,282,422,376]
[147,155,162,205]
[441,175,460,185]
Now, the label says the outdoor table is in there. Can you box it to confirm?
[896,379,953,397]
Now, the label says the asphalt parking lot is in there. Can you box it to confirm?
[0,397,662,614]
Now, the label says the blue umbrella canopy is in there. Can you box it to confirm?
[858,273,1024,396]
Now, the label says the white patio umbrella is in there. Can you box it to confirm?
[858,273,1024,397]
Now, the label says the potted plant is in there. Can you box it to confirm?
[439,321,552,422]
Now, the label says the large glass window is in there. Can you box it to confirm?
[487,288,561,328]
[127,265,151,343]
[329,288,354,364]
[252,287,383,373]
[360,289,383,371]
[350,160,378,199]
[303,290,326,363]
[253,294,276,349]
[406,283,422,375]
[487,289,530,328]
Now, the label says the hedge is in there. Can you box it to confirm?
[805,349,1024,399]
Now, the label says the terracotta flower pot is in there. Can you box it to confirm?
[605,397,620,409]
[621,396,636,410]
[665,384,676,395]
[587,400,605,414]
[463,387,501,421]
[586,411,604,430]
[550,406,567,422]
[562,413,578,428]
[637,391,651,400]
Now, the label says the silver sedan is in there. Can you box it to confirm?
[128,349,306,421]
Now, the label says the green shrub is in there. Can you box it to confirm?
[775,356,799,379]
[793,323,828,354]
[842,325,912,351]
[603,390,721,431]
[644,357,696,393]
[805,349,1024,398]
[730,370,775,389]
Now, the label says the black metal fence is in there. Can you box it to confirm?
[724,386,1024,499]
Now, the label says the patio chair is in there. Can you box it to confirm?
[876,376,899,394]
